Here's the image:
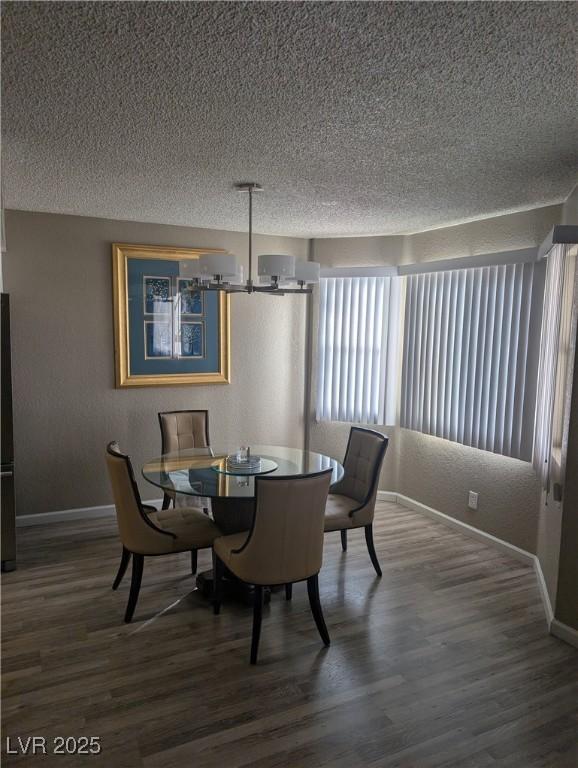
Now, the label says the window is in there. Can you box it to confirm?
[400,262,542,460]
[316,257,545,462]
[316,276,401,424]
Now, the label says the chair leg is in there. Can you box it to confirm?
[365,524,382,577]
[124,554,144,623]
[112,547,131,590]
[212,551,223,615]
[307,574,330,646]
[285,583,293,601]
[340,530,348,552]
[250,585,264,665]
[191,549,198,575]
[162,493,171,510]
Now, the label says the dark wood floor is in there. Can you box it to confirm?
[2,501,577,767]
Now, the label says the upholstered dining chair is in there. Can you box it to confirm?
[324,427,389,577]
[212,469,333,665]
[158,409,211,511]
[105,442,221,623]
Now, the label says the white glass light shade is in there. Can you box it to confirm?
[258,254,296,279]
[199,253,239,278]
[179,259,206,280]
[292,260,320,284]
[228,264,245,286]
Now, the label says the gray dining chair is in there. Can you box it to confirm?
[212,469,333,664]
[323,427,389,577]
[105,442,221,622]
[158,409,211,513]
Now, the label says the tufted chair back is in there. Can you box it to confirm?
[333,428,389,506]
[158,410,210,454]
[225,470,333,586]
[105,442,174,554]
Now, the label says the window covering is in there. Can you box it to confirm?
[316,276,401,425]
[400,263,538,460]
[532,244,576,488]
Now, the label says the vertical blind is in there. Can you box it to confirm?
[400,263,537,460]
[316,276,401,424]
[532,244,576,488]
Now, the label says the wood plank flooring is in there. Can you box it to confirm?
[2,501,577,767]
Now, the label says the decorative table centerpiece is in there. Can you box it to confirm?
[212,447,278,476]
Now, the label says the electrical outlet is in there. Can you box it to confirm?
[468,491,479,510]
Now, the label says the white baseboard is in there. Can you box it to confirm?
[550,619,578,649]
[378,490,578,649]
[16,499,163,527]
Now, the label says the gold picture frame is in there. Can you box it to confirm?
[112,243,231,387]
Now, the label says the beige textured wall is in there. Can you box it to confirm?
[314,205,562,265]
[4,210,308,515]
[396,431,541,552]
[537,492,564,608]
[310,203,563,553]
[561,183,578,225]
[403,205,563,264]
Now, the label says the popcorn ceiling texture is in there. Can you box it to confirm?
[2,1,577,237]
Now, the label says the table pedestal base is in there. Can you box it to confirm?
[200,496,269,604]
[210,496,255,535]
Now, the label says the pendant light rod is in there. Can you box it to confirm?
[235,182,263,292]
[248,185,253,290]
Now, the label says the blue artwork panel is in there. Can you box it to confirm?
[145,321,172,358]
[180,322,204,357]
[144,276,171,314]
[178,279,203,315]
[126,257,220,376]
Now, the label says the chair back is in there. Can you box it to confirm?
[334,427,389,510]
[158,410,210,453]
[235,469,333,586]
[105,442,174,554]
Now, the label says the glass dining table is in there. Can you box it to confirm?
[142,445,344,600]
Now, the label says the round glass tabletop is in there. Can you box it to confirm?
[142,445,344,499]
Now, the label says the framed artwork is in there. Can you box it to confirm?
[112,244,231,387]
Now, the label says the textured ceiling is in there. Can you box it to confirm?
[2,1,577,238]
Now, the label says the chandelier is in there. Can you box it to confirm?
[190,183,320,294]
